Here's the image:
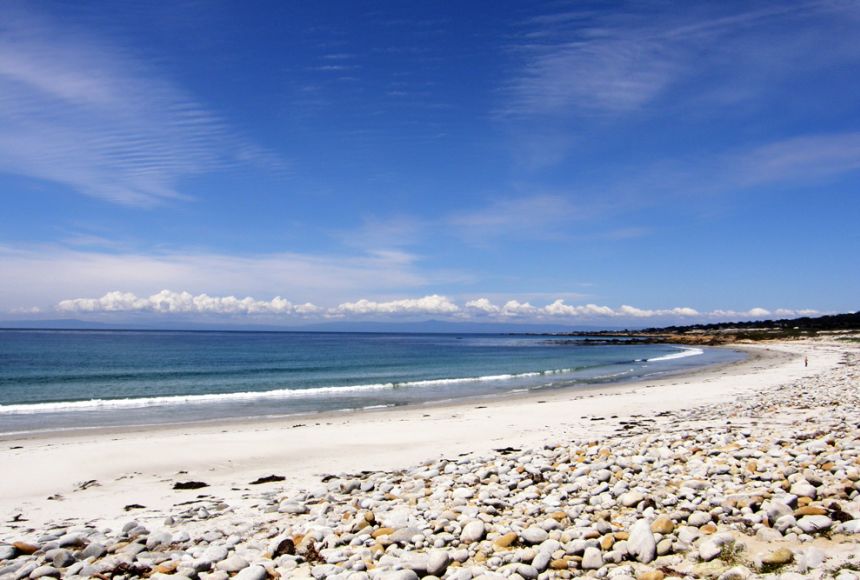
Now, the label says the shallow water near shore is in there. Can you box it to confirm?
[0,329,743,433]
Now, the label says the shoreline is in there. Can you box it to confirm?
[1,338,856,579]
[0,344,749,442]
[0,342,726,439]
[0,342,815,534]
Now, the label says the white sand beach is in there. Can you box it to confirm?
[0,341,836,534]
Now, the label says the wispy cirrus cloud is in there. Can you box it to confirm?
[0,4,282,206]
[501,1,857,118]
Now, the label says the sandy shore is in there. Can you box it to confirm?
[0,341,831,535]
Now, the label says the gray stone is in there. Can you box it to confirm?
[619,491,644,507]
[215,555,249,573]
[627,519,657,564]
[29,565,60,578]
[581,547,603,570]
[460,520,485,543]
[80,542,106,559]
[50,550,75,568]
[56,534,85,548]
[688,511,712,527]
[234,565,268,580]
[379,571,419,580]
[0,545,16,560]
[426,551,451,576]
[531,550,551,572]
[797,515,832,534]
[279,502,308,515]
[146,531,173,550]
[198,545,229,565]
[698,540,722,562]
[718,566,751,580]
[756,527,783,541]
[521,527,548,545]
[789,481,817,499]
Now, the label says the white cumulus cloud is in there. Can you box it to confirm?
[56,290,319,316]
[331,295,460,316]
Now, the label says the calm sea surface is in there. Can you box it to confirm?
[0,330,743,433]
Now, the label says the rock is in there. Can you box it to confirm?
[234,565,268,580]
[687,511,712,527]
[796,515,832,533]
[698,540,722,562]
[718,566,752,580]
[380,571,419,580]
[50,550,75,568]
[581,547,603,570]
[532,551,551,572]
[494,532,518,547]
[147,531,173,550]
[619,491,644,507]
[279,502,308,515]
[80,543,106,559]
[789,481,817,499]
[29,565,61,578]
[56,534,85,548]
[627,519,657,564]
[550,558,568,570]
[460,521,485,543]
[682,480,709,490]
[426,551,451,576]
[0,545,16,560]
[521,527,548,545]
[761,547,793,567]
[650,516,674,534]
[755,527,781,542]
[216,555,249,573]
[638,571,665,580]
[12,542,38,555]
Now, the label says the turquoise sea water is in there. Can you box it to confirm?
[0,330,743,434]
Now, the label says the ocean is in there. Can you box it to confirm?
[0,330,743,434]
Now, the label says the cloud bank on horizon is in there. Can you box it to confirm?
[49,289,818,324]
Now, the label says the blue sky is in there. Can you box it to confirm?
[1,0,858,326]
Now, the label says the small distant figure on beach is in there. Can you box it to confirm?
[804,355,808,367]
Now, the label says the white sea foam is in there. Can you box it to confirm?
[0,367,583,415]
[647,347,704,362]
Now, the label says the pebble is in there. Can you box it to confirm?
[627,519,657,564]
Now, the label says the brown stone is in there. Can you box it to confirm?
[600,535,615,551]
[650,516,674,534]
[550,559,569,570]
[12,542,38,555]
[371,527,395,538]
[494,532,518,548]
[614,531,629,541]
[700,523,717,535]
[746,460,758,474]
[762,547,794,566]
[795,506,827,516]
[550,511,567,521]
[797,496,812,506]
[155,562,178,574]
[638,571,665,580]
